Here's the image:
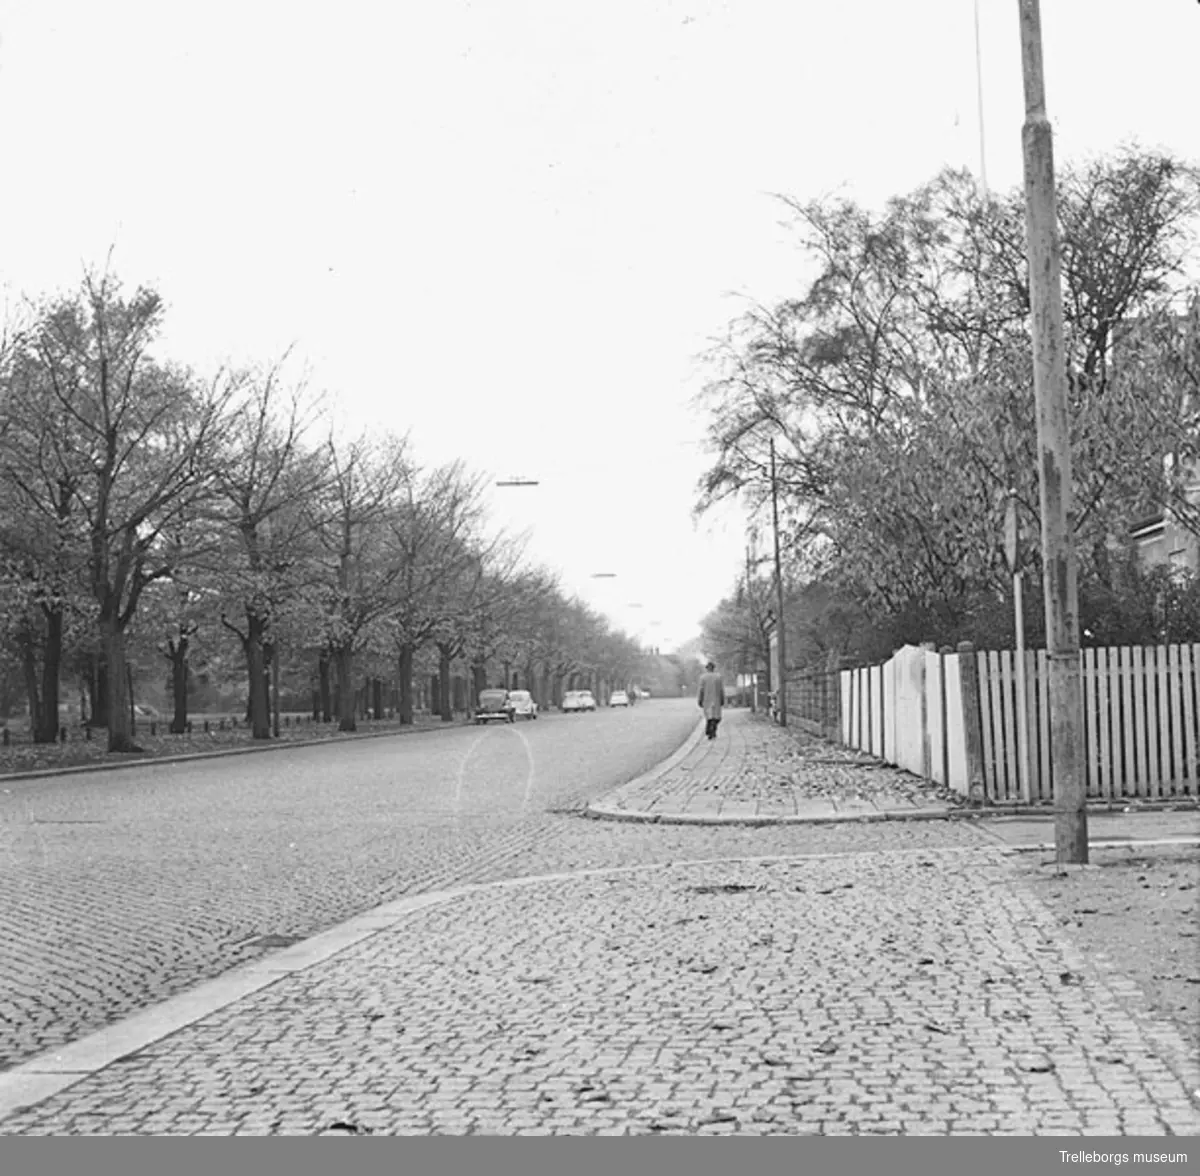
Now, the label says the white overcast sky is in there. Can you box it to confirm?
[1,1,1196,652]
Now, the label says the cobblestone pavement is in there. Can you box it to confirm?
[0,703,705,1071]
[593,709,961,821]
[3,838,1197,1136]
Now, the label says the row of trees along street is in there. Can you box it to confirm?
[697,149,1200,676]
[0,272,648,751]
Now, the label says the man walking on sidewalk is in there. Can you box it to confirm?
[698,661,725,740]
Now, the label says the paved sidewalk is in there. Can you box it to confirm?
[587,709,964,825]
[587,710,1200,848]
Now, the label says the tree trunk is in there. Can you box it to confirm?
[21,633,41,738]
[319,655,332,722]
[95,659,110,727]
[335,645,357,732]
[272,646,281,738]
[34,606,65,744]
[84,657,109,728]
[398,644,415,724]
[471,660,486,699]
[169,637,189,735]
[102,618,141,752]
[437,645,453,722]
[242,614,271,740]
[372,677,383,720]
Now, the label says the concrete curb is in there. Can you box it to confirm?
[965,801,1200,817]
[584,803,958,827]
[999,836,1200,856]
[585,794,1199,830]
[581,716,706,821]
[0,718,476,784]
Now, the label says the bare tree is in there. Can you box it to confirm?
[384,461,489,723]
[212,354,329,739]
[13,272,232,751]
[309,431,409,732]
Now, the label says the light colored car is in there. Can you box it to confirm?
[507,690,538,720]
[561,690,597,713]
[608,690,629,707]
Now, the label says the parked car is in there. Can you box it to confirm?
[561,690,597,713]
[608,690,629,707]
[507,690,538,720]
[473,689,515,724]
[133,704,160,719]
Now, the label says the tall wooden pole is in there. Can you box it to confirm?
[1017,0,1088,862]
[272,644,281,739]
[770,437,787,727]
[974,0,989,193]
[746,544,757,713]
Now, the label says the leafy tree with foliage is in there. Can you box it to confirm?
[696,149,1200,659]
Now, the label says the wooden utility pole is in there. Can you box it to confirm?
[272,645,281,738]
[1017,0,1088,862]
[745,544,757,713]
[770,438,787,727]
[974,0,989,193]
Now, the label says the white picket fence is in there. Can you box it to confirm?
[840,642,1200,801]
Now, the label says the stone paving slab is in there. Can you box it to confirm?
[588,710,960,826]
[1,843,1197,1136]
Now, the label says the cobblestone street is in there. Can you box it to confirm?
[2,705,1197,1136]
[3,837,1197,1136]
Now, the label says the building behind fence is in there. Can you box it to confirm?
[802,642,1200,803]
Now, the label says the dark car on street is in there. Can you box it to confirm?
[474,688,515,724]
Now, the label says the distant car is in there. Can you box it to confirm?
[507,690,538,720]
[474,689,515,724]
[561,690,597,713]
[637,689,652,699]
[133,705,160,719]
[609,690,629,707]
